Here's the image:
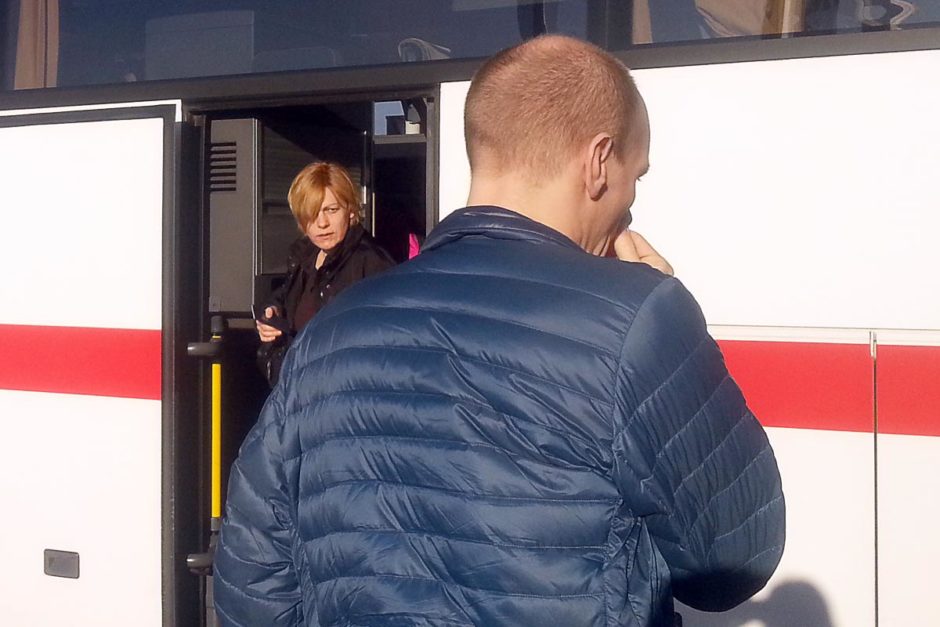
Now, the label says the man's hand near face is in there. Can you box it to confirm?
[613,229,674,276]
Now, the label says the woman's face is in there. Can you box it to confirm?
[305,187,355,253]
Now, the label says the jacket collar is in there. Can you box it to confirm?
[423,206,582,253]
[321,223,366,271]
[289,224,368,272]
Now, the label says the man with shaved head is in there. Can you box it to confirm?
[216,35,785,627]
[465,35,672,272]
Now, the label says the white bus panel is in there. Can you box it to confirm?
[874,331,940,627]
[0,391,162,625]
[631,50,940,331]
[0,118,164,329]
[0,110,171,626]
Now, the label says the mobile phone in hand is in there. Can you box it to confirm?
[252,304,291,334]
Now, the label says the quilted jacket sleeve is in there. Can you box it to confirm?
[214,385,305,626]
[612,277,785,612]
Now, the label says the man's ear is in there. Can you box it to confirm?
[584,133,614,200]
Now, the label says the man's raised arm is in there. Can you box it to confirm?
[612,277,785,611]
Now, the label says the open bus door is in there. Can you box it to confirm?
[193,96,435,624]
[0,102,202,626]
[196,98,434,453]
[190,109,374,627]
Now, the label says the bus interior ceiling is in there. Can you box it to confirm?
[200,97,432,501]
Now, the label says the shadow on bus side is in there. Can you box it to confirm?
[679,580,833,627]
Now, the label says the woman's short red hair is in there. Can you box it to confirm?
[287,162,361,232]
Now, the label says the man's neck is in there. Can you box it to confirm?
[467,172,606,254]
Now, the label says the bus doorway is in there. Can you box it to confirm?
[189,94,436,625]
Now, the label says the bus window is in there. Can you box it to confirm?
[6,1,940,91]
[5,0,592,89]
[631,0,940,45]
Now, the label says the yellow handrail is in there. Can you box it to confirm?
[211,356,222,519]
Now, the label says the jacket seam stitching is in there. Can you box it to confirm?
[283,388,605,461]
[314,302,619,358]
[683,429,766,536]
[604,277,672,627]
[424,219,580,253]
[316,573,603,600]
[671,411,748,513]
[724,542,786,572]
[292,343,616,408]
[322,620,475,627]
[620,335,711,437]
[609,276,679,440]
[299,475,619,505]
[605,290,642,627]
[402,266,630,310]
[642,375,731,477]
[214,567,302,602]
[301,528,606,551]
[705,493,784,558]
[214,600,248,627]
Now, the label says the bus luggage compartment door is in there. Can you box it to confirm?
[0,103,178,626]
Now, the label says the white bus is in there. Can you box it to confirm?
[1,2,937,625]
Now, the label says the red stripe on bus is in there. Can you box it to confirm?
[717,340,874,433]
[877,344,940,438]
[0,325,161,400]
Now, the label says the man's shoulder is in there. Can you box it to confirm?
[578,250,669,291]
[320,239,676,331]
[379,241,670,315]
[531,246,672,311]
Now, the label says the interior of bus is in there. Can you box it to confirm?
[194,95,436,547]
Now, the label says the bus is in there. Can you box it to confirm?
[0,2,937,625]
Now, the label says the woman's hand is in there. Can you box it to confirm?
[256,306,284,342]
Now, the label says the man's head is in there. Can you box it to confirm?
[464,35,649,252]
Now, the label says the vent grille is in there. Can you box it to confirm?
[208,141,237,192]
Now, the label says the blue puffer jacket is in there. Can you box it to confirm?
[215,206,785,627]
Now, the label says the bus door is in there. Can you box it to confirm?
[201,98,435,488]
[198,100,435,618]
[202,108,376,506]
[0,103,183,626]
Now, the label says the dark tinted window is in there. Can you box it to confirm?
[6,1,940,90]
[10,0,591,89]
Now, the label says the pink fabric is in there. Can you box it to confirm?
[408,233,421,259]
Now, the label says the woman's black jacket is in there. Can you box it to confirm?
[257,224,394,386]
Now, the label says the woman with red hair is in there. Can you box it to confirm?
[256,161,394,386]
